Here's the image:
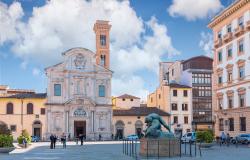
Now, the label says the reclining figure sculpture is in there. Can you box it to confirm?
[144,113,174,138]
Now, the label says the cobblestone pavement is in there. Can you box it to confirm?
[0,142,250,160]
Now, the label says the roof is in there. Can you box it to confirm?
[169,83,191,88]
[113,107,170,116]
[0,93,47,99]
[182,55,213,64]
[116,94,140,99]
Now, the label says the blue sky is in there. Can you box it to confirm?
[0,0,232,99]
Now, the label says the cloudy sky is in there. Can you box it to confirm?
[0,0,233,100]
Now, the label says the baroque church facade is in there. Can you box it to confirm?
[45,21,112,140]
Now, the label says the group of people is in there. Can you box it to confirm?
[50,134,67,149]
[220,131,231,145]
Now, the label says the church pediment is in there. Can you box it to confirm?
[64,97,96,106]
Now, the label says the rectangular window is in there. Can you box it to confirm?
[239,66,245,79]
[184,117,188,124]
[239,94,245,107]
[158,94,161,99]
[228,72,232,82]
[183,90,188,97]
[182,104,188,111]
[174,116,178,124]
[219,118,224,131]
[10,125,16,132]
[228,97,233,109]
[238,16,244,27]
[227,45,232,58]
[172,69,174,76]
[218,51,222,62]
[218,76,223,84]
[229,118,234,131]
[100,35,106,46]
[41,108,46,115]
[227,24,232,33]
[173,90,177,97]
[54,84,61,96]
[238,39,244,53]
[218,30,222,39]
[100,55,106,66]
[171,103,178,111]
[98,85,105,97]
[240,117,246,131]
[218,98,223,110]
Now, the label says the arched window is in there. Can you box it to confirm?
[6,103,13,114]
[27,103,33,114]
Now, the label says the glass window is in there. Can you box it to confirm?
[218,30,222,39]
[182,104,188,111]
[228,72,233,82]
[184,117,188,124]
[6,103,13,114]
[171,103,178,111]
[239,94,245,107]
[228,97,233,109]
[10,125,16,132]
[219,118,224,131]
[27,103,33,114]
[98,85,105,97]
[41,108,46,115]
[227,45,232,58]
[218,98,223,110]
[229,118,234,131]
[54,84,61,96]
[173,90,177,97]
[239,66,245,79]
[227,24,232,33]
[218,51,222,62]
[174,116,178,124]
[218,76,223,84]
[240,117,246,131]
[238,16,244,27]
[183,90,188,97]
[100,35,106,46]
[100,55,105,66]
[238,39,244,53]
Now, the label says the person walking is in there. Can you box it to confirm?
[61,133,66,149]
[220,132,226,145]
[50,134,54,149]
[99,134,102,141]
[80,134,84,146]
[226,133,231,146]
[53,135,57,149]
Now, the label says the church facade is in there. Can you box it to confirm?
[45,21,112,140]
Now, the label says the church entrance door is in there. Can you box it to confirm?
[74,121,86,138]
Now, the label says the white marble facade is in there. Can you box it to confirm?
[45,48,112,140]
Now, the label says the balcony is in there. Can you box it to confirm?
[223,32,233,43]
[246,20,250,30]
[214,38,222,48]
[234,25,245,37]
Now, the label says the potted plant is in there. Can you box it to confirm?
[0,124,15,153]
[17,129,31,148]
[196,130,214,148]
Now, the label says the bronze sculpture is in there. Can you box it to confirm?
[144,113,174,138]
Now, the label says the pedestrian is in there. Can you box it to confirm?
[99,134,102,141]
[61,133,66,149]
[23,137,27,148]
[50,134,54,149]
[111,134,114,140]
[75,135,79,145]
[80,134,84,146]
[220,132,226,145]
[53,134,57,149]
[226,133,230,146]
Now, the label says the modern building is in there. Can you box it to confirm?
[112,94,140,109]
[0,85,46,140]
[45,20,113,140]
[208,0,250,136]
[147,83,192,136]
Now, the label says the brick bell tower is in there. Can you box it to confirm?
[93,20,111,69]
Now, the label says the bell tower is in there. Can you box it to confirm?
[93,20,111,69]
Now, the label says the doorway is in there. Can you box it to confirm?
[32,121,42,138]
[74,121,86,138]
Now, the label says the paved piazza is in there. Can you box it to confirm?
[0,142,250,160]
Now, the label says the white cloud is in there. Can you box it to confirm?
[0,2,23,45]
[199,32,213,57]
[32,68,41,76]
[20,61,28,70]
[0,0,180,99]
[168,0,223,21]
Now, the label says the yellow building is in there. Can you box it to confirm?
[112,94,170,139]
[0,85,46,140]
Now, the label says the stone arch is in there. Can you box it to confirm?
[115,120,125,140]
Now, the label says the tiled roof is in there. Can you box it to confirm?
[116,94,140,99]
[113,107,170,116]
[0,93,47,99]
[169,83,191,88]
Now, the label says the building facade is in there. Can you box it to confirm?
[208,0,250,136]
[112,94,140,109]
[147,83,192,136]
[0,85,46,140]
[45,20,113,140]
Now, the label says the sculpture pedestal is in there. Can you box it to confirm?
[139,138,180,157]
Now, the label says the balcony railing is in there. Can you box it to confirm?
[234,25,245,37]
[223,32,233,43]
[214,38,222,48]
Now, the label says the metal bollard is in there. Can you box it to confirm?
[190,141,192,157]
[185,141,186,154]
[179,139,182,157]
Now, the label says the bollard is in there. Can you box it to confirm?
[199,141,202,157]
[158,140,159,159]
[179,139,182,157]
[195,140,197,156]
[189,141,192,157]
[185,141,186,154]
[132,140,134,157]
[168,139,171,158]
[130,140,132,157]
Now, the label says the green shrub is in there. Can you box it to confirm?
[0,134,13,148]
[17,129,31,144]
[196,130,213,143]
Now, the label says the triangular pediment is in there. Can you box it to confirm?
[64,97,96,106]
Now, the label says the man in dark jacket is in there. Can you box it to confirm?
[79,134,84,146]
[50,134,54,149]
[53,135,57,149]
